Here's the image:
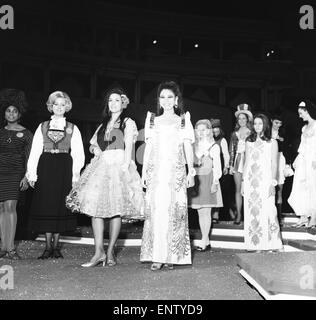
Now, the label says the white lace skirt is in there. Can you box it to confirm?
[66,150,145,221]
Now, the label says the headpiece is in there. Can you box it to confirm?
[235,103,253,121]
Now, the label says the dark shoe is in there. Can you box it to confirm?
[234,219,242,225]
[6,249,21,260]
[0,250,7,259]
[38,249,53,259]
[52,248,64,259]
[163,263,174,270]
[150,263,163,271]
[212,218,219,224]
[195,244,211,252]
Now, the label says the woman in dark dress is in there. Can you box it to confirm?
[0,89,33,260]
[27,91,85,259]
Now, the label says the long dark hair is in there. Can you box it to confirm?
[97,87,128,140]
[247,113,271,142]
[156,81,185,116]
[234,113,252,131]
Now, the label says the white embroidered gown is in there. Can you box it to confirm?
[140,111,195,265]
[243,138,283,251]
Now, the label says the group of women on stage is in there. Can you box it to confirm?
[0,82,316,269]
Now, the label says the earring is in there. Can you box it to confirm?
[174,104,178,109]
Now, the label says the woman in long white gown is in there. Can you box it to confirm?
[140,81,195,271]
[243,114,283,251]
[288,100,316,228]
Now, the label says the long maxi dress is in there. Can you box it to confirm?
[140,111,195,265]
[288,121,316,224]
[243,138,283,251]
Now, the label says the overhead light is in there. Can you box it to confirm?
[153,40,157,44]
[194,43,199,48]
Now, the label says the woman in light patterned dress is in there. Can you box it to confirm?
[140,81,195,271]
[242,113,283,252]
[288,100,316,229]
[66,88,144,267]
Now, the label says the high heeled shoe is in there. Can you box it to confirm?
[6,249,21,260]
[150,263,163,271]
[107,253,117,267]
[81,254,107,267]
[292,220,309,228]
[163,263,174,270]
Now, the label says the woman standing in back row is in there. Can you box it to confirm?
[229,104,253,225]
[288,100,316,229]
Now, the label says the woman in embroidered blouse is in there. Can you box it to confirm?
[27,91,85,259]
[66,88,144,267]
[288,100,316,229]
[0,89,33,260]
[188,119,222,251]
[140,81,195,271]
[229,104,253,225]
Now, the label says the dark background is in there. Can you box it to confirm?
[1,0,315,234]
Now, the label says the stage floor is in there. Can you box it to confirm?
[236,251,316,299]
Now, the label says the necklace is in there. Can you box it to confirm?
[6,130,12,143]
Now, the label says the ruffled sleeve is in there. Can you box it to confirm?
[26,123,44,182]
[89,124,102,147]
[210,144,222,184]
[220,137,230,169]
[124,118,138,143]
[70,125,85,183]
[144,111,154,142]
[182,111,195,143]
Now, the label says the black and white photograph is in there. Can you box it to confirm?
[0,0,316,305]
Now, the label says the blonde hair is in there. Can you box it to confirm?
[46,91,72,113]
[195,119,212,130]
